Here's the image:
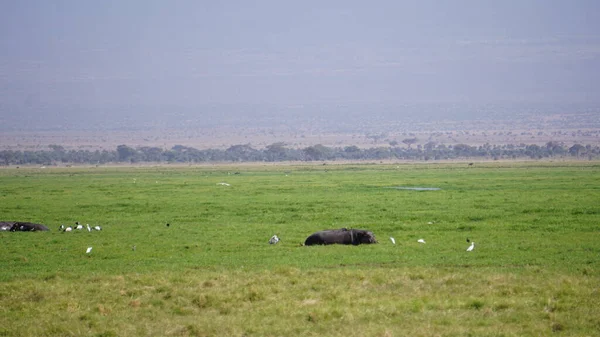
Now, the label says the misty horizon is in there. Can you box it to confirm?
[1,1,599,132]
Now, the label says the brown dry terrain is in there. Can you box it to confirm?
[1,112,598,151]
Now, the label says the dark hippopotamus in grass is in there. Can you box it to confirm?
[304,228,377,246]
[3,221,50,232]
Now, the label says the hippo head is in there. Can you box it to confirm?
[356,230,377,244]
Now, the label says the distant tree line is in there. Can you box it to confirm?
[1,142,598,166]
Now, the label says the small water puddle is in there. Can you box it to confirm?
[386,187,442,191]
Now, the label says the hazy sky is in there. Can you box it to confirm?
[1,1,599,129]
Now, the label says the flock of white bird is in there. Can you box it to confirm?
[60,222,102,233]
[56,222,104,255]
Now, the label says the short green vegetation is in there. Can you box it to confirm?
[1,162,599,336]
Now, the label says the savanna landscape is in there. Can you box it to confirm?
[3,2,600,336]
[1,162,599,336]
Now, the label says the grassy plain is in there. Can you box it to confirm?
[1,162,599,336]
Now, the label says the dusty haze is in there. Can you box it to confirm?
[1,1,599,150]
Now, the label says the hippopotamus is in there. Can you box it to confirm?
[5,222,50,232]
[304,228,377,246]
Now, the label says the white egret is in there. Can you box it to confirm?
[269,235,280,244]
[86,224,91,232]
[390,237,396,244]
[417,239,426,244]
[467,242,475,252]
[93,226,102,231]
[217,182,231,186]
[86,247,93,254]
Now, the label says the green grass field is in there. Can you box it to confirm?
[1,162,599,336]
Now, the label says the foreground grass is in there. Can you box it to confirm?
[2,267,598,336]
[1,162,599,336]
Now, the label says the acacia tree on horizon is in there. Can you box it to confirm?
[402,138,418,149]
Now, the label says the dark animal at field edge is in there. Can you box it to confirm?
[1,221,50,232]
[304,228,377,246]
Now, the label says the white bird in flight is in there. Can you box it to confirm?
[417,239,426,244]
[86,247,93,254]
[467,242,475,252]
[390,237,396,244]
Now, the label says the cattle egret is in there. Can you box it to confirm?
[467,242,475,252]
[217,182,231,186]
[75,223,83,230]
[93,226,102,231]
[417,239,426,244]
[64,226,73,232]
[390,237,396,244]
[86,247,93,254]
[427,222,433,225]
[269,235,280,244]
[86,224,91,232]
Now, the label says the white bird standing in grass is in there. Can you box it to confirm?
[93,225,102,231]
[467,242,475,252]
[86,247,93,254]
[390,237,396,244]
[217,182,231,186]
[417,239,426,244]
[86,224,91,232]
[269,235,280,244]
